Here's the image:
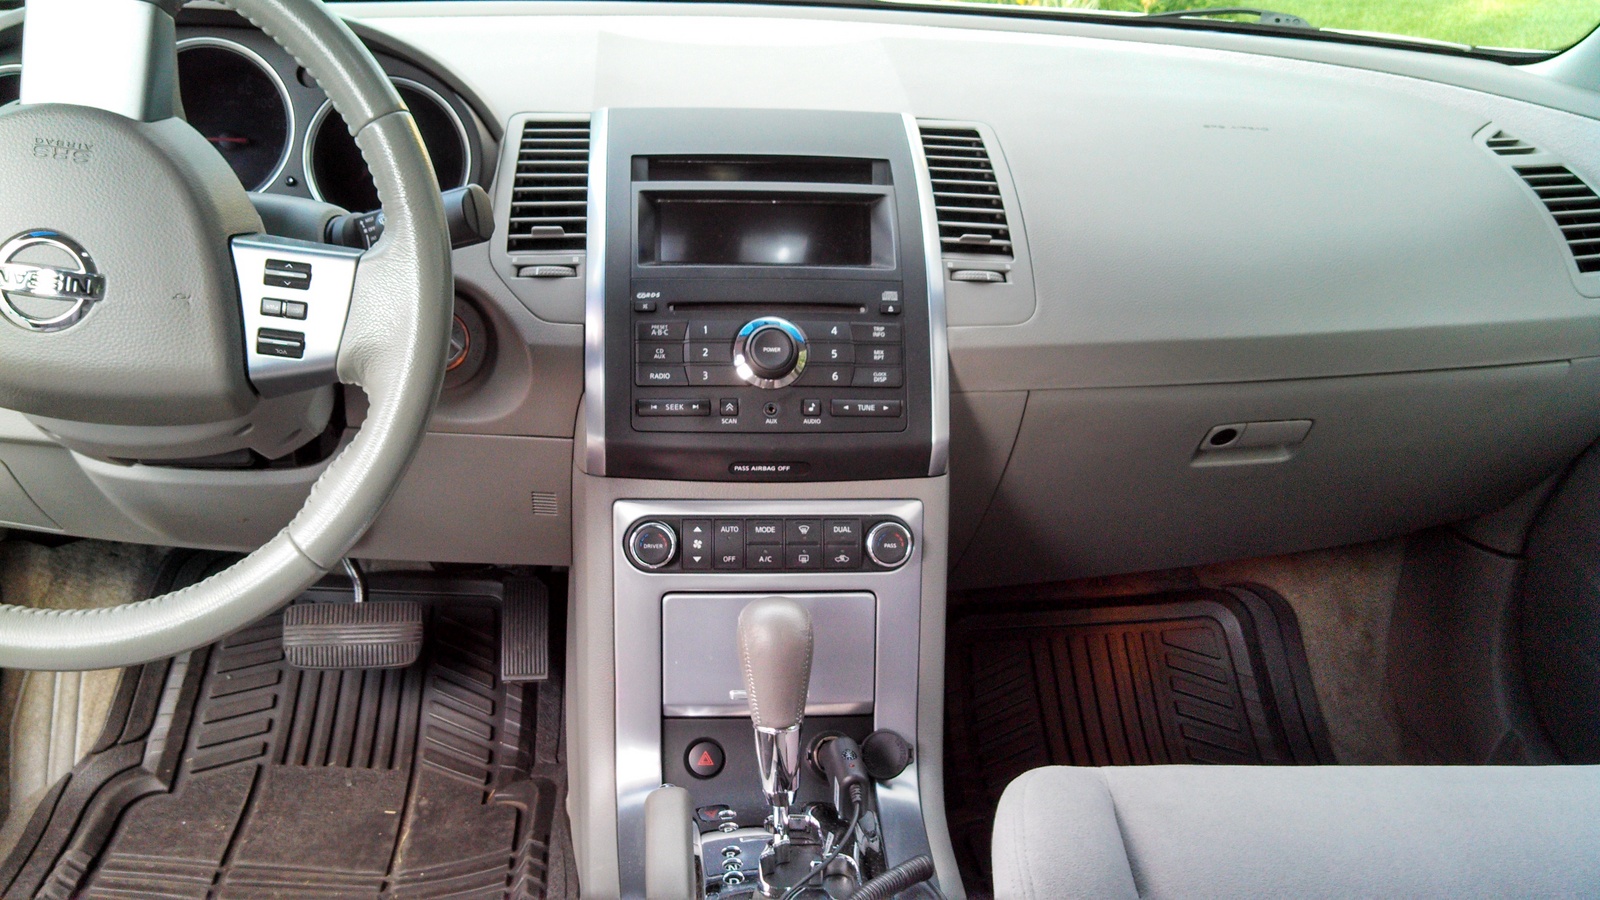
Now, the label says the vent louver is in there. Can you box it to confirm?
[1487,130,1536,156]
[1515,164,1600,273]
[506,119,590,254]
[919,125,1013,257]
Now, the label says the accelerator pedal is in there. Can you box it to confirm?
[283,560,423,670]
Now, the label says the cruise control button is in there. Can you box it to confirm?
[852,322,900,342]
[636,321,688,341]
[852,367,903,388]
[831,400,903,417]
[786,545,822,570]
[686,740,725,778]
[636,366,688,386]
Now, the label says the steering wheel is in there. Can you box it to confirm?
[0,0,451,669]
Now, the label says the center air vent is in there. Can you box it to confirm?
[919,125,1013,257]
[1515,164,1600,273]
[506,119,590,253]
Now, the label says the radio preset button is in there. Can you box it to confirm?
[689,342,734,364]
[689,366,743,386]
[689,321,741,341]
[798,365,852,386]
[637,321,687,341]
[801,321,852,341]
[810,343,854,363]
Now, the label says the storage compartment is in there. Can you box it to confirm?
[955,359,1600,587]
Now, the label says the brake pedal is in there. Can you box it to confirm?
[283,560,423,670]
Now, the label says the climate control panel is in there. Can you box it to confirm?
[624,515,913,573]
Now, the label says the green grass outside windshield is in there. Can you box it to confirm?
[956,0,1600,51]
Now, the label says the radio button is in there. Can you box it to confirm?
[798,365,852,386]
[689,342,734,364]
[852,323,901,343]
[858,345,901,365]
[637,321,687,341]
[852,367,903,388]
[831,400,904,417]
[800,321,852,342]
[637,343,684,363]
[689,366,743,386]
[637,366,688,386]
[689,321,742,341]
[810,343,854,364]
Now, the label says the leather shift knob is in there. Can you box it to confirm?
[737,597,813,730]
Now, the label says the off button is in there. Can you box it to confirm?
[686,739,725,778]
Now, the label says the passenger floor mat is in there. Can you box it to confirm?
[0,571,569,900]
[944,584,1333,897]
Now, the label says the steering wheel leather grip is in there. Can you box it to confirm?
[0,0,451,670]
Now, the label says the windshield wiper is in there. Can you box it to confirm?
[1145,7,1314,29]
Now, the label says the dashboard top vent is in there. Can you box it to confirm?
[919,125,1013,257]
[1516,164,1600,273]
[1487,130,1537,156]
[506,119,590,254]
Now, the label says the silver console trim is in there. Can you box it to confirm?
[583,108,611,476]
[613,499,931,897]
[902,113,950,478]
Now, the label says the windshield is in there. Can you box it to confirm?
[933,0,1598,53]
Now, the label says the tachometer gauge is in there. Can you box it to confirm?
[177,39,292,191]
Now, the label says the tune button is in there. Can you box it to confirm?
[866,521,913,569]
[627,521,677,570]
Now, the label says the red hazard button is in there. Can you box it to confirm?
[686,739,725,778]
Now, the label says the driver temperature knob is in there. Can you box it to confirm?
[733,317,808,389]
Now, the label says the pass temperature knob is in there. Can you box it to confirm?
[733,317,808,389]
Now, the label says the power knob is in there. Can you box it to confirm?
[627,521,677,570]
[734,317,808,389]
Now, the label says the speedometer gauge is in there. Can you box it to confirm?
[177,39,292,192]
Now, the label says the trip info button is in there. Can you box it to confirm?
[728,462,811,478]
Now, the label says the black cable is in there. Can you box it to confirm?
[780,785,864,900]
[847,855,938,900]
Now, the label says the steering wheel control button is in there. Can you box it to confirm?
[232,235,363,397]
[627,521,677,570]
[682,520,713,569]
[263,258,313,290]
[686,740,726,779]
[733,317,808,388]
[256,328,306,359]
[867,522,914,569]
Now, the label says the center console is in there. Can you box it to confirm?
[574,107,953,899]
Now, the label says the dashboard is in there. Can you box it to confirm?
[5,1,1600,592]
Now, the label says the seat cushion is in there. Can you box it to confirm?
[992,765,1600,899]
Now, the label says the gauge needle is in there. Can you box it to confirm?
[207,135,251,147]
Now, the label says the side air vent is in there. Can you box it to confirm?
[506,119,590,253]
[1515,165,1600,273]
[1486,130,1536,156]
[919,125,1013,257]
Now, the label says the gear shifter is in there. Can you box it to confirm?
[736,597,814,842]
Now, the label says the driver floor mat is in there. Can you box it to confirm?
[0,574,570,900]
[943,584,1334,897]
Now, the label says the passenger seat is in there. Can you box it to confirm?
[991,765,1600,898]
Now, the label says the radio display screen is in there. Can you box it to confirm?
[648,196,875,267]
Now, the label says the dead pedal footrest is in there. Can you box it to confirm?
[282,601,424,670]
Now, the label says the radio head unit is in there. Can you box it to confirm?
[587,109,946,482]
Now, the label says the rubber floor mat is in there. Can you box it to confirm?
[944,584,1333,896]
[0,569,569,900]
